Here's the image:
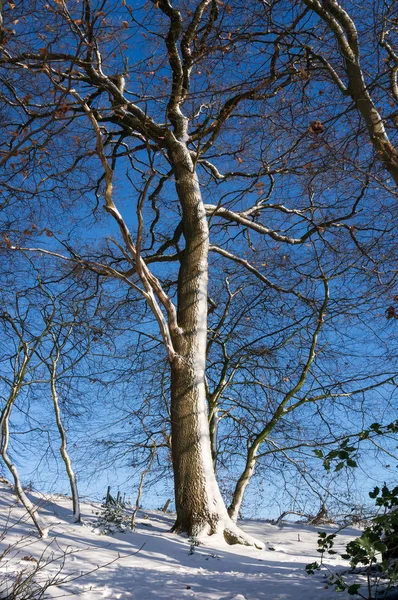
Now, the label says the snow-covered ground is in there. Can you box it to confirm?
[0,479,362,599]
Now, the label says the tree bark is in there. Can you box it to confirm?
[0,346,48,538]
[209,407,219,472]
[228,447,258,523]
[50,358,80,523]
[1,404,48,538]
[167,138,263,547]
[170,356,228,536]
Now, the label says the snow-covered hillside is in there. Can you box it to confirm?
[0,480,361,599]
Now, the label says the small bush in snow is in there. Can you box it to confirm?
[93,502,130,535]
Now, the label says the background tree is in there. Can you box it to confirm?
[0,288,50,538]
[301,0,398,185]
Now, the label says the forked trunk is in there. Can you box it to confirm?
[168,139,263,548]
[0,350,48,538]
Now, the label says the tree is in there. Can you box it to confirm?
[0,0,397,545]
[300,0,398,186]
[202,252,397,521]
[0,292,50,538]
[37,284,89,524]
[0,257,111,533]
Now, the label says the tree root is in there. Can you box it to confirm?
[171,515,265,550]
[223,521,265,550]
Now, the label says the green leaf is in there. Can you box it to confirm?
[347,584,361,595]
[335,581,347,592]
[373,541,387,553]
[370,423,382,433]
[358,537,372,551]
[305,561,320,574]
[337,450,349,459]
[369,487,380,499]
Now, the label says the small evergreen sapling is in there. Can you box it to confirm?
[93,496,130,534]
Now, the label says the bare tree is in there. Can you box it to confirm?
[203,260,397,521]
[39,290,86,524]
[0,0,397,545]
[0,294,50,538]
[0,271,101,531]
[300,0,398,185]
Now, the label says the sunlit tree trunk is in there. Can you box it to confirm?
[0,347,48,538]
[228,447,258,523]
[50,356,80,523]
[1,412,48,538]
[168,140,263,547]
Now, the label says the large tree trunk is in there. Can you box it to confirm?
[168,139,263,548]
[170,356,229,536]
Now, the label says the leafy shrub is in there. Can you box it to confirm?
[306,485,398,599]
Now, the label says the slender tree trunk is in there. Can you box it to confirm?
[228,280,329,523]
[168,139,263,547]
[228,446,258,522]
[0,347,48,538]
[1,407,48,538]
[131,443,156,529]
[50,358,80,523]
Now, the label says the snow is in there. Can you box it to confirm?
[0,480,362,599]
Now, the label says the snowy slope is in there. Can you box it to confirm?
[0,480,361,599]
